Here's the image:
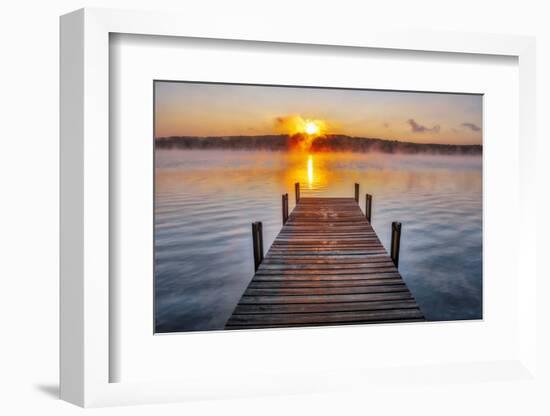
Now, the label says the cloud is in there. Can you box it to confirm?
[461,122,481,132]
[274,114,327,136]
[407,119,440,133]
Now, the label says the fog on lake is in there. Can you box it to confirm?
[155,150,482,333]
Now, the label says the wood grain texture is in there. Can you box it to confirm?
[225,197,424,329]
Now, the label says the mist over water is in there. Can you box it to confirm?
[155,149,482,333]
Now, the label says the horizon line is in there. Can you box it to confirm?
[154,133,483,147]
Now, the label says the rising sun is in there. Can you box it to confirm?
[304,121,320,135]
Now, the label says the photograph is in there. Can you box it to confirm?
[154,81,483,333]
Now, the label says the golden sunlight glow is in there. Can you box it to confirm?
[305,121,320,136]
[275,115,327,139]
[282,152,331,192]
[307,154,314,187]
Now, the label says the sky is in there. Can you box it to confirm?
[154,81,483,145]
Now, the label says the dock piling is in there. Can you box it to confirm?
[295,182,300,204]
[354,183,359,203]
[365,194,372,223]
[390,221,402,268]
[282,193,289,224]
[252,221,264,271]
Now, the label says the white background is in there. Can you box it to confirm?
[1,0,549,415]
[112,34,519,383]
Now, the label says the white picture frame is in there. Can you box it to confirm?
[60,7,537,407]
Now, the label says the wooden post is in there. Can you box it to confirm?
[282,193,289,224]
[252,221,264,271]
[365,194,372,223]
[295,182,300,204]
[390,221,402,268]
[354,183,359,203]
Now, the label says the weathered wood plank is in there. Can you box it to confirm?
[248,279,406,288]
[233,299,421,314]
[239,292,414,304]
[226,308,424,326]
[255,268,399,275]
[262,256,392,264]
[225,319,425,329]
[258,262,396,270]
[243,285,408,296]
[267,251,388,256]
[251,272,403,281]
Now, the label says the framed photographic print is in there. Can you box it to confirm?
[153,80,483,333]
[60,8,538,408]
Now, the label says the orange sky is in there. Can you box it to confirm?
[155,81,482,145]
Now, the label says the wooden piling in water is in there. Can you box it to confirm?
[282,193,289,224]
[390,221,402,268]
[354,183,359,203]
[252,221,264,271]
[365,194,372,223]
[295,182,300,204]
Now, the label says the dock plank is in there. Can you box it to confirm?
[225,196,424,329]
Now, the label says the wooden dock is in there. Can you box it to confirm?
[225,188,424,330]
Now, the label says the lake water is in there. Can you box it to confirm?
[155,149,482,332]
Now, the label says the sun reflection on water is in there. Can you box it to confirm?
[307,154,313,188]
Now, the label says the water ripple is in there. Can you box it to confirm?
[155,150,482,332]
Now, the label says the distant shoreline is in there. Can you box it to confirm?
[155,134,482,155]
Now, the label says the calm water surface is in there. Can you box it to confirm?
[155,149,482,332]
